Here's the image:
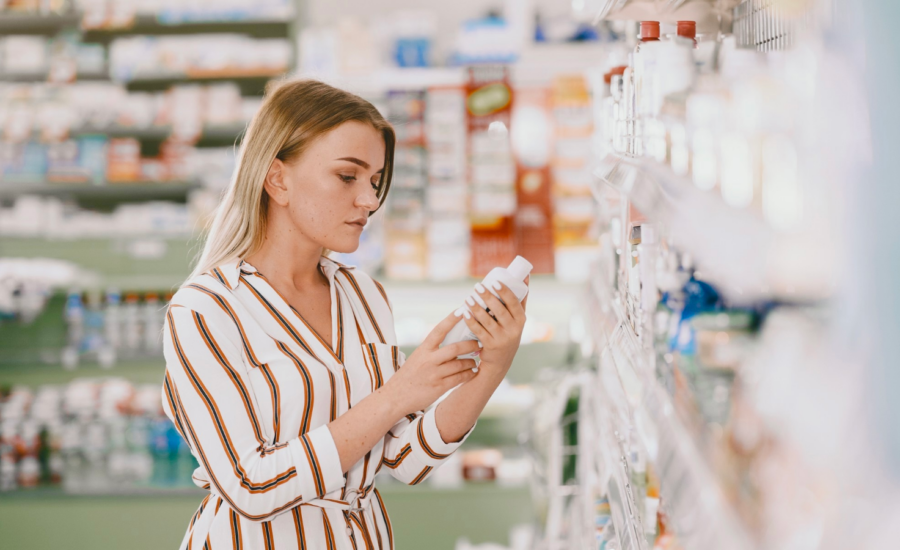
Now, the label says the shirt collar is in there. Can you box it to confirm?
[213,256,354,291]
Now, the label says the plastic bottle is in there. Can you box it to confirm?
[677,20,698,48]
[142,292,162,354]
[637,21,660,51]
[62,290,84,370]
[122,293,142,356]
[103,288,121,351]
[441,256,533,359]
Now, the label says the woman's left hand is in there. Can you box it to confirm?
[460,275,529,377]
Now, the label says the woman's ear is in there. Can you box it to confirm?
[264,159,290,206]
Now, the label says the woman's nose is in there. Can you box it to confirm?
[356,187,380,211]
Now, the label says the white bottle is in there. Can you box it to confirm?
[441,256,533,359]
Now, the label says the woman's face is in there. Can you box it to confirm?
[269,120,385,254]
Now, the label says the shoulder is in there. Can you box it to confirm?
[168,268,238,322]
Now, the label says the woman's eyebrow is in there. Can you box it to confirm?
[336,157,370,169]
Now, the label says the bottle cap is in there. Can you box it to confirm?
[640,21,660,41]
[677,21,696,40]
[506,256,533,281]
[603,65,627,84]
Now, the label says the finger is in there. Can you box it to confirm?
[422,309,468,350]
[475,283,514,327]
[461,308,492,343]
[436,339,481,362]
[466,297,499,337]
[519,275,530,312]
[438,357,478,375]
[488,280,523,323]
[443,367,478,389]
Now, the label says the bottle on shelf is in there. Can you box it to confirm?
[62,289,85,370]
[677,21,698,48]
[101,288,122,368]
[142,292,163,354]
[122,293,142,357]
[637,21,660,51]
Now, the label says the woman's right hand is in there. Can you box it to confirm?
[382,311,482,417]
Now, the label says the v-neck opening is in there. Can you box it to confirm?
[239,258,343,363]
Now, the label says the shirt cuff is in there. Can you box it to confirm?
[412,406,475,466]
[289,424,345,499]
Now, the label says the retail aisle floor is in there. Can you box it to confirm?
[0,485,533,549]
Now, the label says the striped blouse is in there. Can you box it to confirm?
[161,256,473,550]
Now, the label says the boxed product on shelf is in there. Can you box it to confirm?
[105,137,141,181]
[79,0,295,25]
[466,65,517,276]
[425,86,469,280]
[511,86,555,275]
[0,141,48,183]
[385,89,428,280]
[550,74,598,283]
[45,135,108,184]
[0,195,197,239]
[0,36,48,75]
[108,35,291,80]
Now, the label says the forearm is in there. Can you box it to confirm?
[328,386,403,474]
[433,362,506,443]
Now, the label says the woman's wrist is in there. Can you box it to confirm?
[370,384,407,425]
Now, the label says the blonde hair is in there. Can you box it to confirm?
[188,79,395,282]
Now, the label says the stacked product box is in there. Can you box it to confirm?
[511,86,555,275]
[466,65,517,277]
[425,86,470,281]
[384,90,428,280]
[551,74,598,282]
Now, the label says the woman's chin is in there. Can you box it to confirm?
[325,238,361,255]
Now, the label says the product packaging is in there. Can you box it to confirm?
[441,255,533,358]
[467,65,517,276]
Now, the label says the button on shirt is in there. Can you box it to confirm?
[161,256,474,549]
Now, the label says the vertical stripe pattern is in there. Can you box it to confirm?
[163,257,472,549]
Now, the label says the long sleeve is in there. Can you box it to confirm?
[161,305,345,522]
[380,391,475,485]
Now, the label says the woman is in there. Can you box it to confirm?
[161,79,529,549]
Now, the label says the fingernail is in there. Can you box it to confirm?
[472,367,479,373]
[454,310,463,317]
[475,283,485,293]
[465,297,475,306]
[491,281,502,290]
[477,340,483,348]
[463,310,471,319]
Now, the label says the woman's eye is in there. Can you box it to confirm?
[338,174,356,183]
[370,179,379,191]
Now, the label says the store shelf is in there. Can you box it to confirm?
[302,67,467,96]
[0,11,81,34]
[589,271,755,550]
[71,124,246,145]
[0,359,167,388]
[121,69,284,94]
[595,0,727,34]
[594,153,833,304]
[81,15,294,43]
[0,70,109,82]
[0,181,201,203]
[1,341,562,388]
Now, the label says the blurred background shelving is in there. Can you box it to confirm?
[3,1,899,550]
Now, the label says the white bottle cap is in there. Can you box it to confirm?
[506,256,533,280]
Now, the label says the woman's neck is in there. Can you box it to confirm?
[244,226,327,292]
